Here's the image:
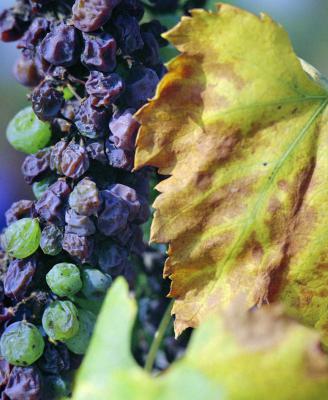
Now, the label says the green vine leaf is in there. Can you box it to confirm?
[135,3,328,336]
[72,279,328,400]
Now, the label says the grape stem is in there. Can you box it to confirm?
[144,299,174,374]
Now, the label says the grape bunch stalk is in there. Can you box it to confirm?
[0,0,171,398]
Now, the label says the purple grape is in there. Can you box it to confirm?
[81,32,116,73]
[141,20,168,47]
[75,98,110,139]
[50,140,68,174]
[4,258,36,300]
[109,108,139,151]
[18,17,49,50]
[62,233,94,264]
[107,183,140,221]
[40,224,63,256]
[98,241,128,275]
[32,80,64,121]
[72,0,121,32]
[98,190,129,236]
[65,209,96,236]
[105,142,134,171]
[13,52,42,88]
[5,200,35,226]
[112,14,143,54]
[0,358,10,389]
[40,22,81,67]
[60,142,90,179]
[122,66,159,109]
[136,32,161,67]
[86,140,107,164]
[0,10,26,42]
[85,71,124,108]
[3,366,42,400]
[21,148,50,185]
[38,342,70,375]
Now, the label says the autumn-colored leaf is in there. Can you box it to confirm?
[72,279,328,400]
[135,4,328,336]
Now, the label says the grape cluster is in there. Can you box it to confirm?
[0,0,167,398]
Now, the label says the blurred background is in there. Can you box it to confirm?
[0,0,327,230]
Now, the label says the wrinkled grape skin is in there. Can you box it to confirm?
[3,365,42,400]
[4,258,37,300]
[32,176,56,200]
[108,183,140,221]
[0,10,26,42]
[3,218,41,259]
[86,71,125,108]
[32,80,64,121]
[75,98,110,139]
[72,0,121,32]
[65,209,96,236]
[112,14,144,54]
[98,190,129,236]
[38,342,70,374]
[18,17,49,50]
[40,224,63,256]
[62,233,94,264]
[60,142,90,179]
[65,309,96,355]
[0,321,45,366]
[98,241,128,275]
[105,142,134,171]
[69,178,101,216]
[81,268,112,300]
[21,148,50,185]
[42,300,79,341]
[40,22,81,67]
[81,32,116,73]
[13,52,42,88]
[6,106,51,154]
[46,263,82,297]
[109,108,139,151]
[5,200,35,226]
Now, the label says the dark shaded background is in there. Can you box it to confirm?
[0,0,327,229]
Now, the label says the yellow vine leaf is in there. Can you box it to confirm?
[135,4,328,336]
[73,279,328,400]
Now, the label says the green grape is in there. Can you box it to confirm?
[42,300,79,341]
[81,268,112,300]
[6,106,51,154]
[0,321,44,366]
[45,374,72,398]
[2,218,41,259]
[65,309,96,355]
[32,176,56,200]
[46,263,82,297]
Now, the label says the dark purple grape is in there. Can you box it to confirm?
[13,52,42,87]
[35,179,71,224]
[0,10,26,42]
[4,258,36,300]
[107,183,140,220]
[153,62,167,79]
[135,196,150,224]
[141,20,167,47]
[50,140,68,174]
[0,358,10,390]
[18,17,49,50]
[116,0,144,20]
[62,233,94,263]
[105,142,134,171]
[3,366,42,400]
[98,241,128,275]
[72,0,121,32]
[98,190,129,236]
[112,14,143,54]
[75,98,110,139]
[69,177,101,216]
[5,200,35,226]
[113,224,133,246]
[38,342,70,374]
[21,148,50,185]
[136,32,160,67]
[122,66,159,109]
[85,71,124,108]
[32,80,64,121]
[40,22,81,67]
[65,209,96,236]
[131,225,146,254]
[81,32,116,73]
[40,224,63,256]
[60,142,90,179]
[109,108,139,151]
[86,140,107,164]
